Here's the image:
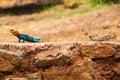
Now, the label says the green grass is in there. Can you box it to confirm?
[31,0,119,19]
[36,3,114,19]
[89,0,118,4]
[0,0,118,19]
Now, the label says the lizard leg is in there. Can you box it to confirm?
[22,39,26,43]
[18,38,21,43]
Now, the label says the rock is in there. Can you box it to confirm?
[92,56,120,79]
[43,58,106,80]
[69,59,93,80]
[0,42,119,80]
[5,77,39,80]
[0,57,14,72]
[80,43,115,58]
[113,64,120,75]
[0,49,22,58]
[0,49,21,72]
[34,47,71,69]
[111,75,120,80]
[70,58,107,80]
[43,65,72,80]
[5,77,28,80]
[114,52,120,60]
[0,73,5,80]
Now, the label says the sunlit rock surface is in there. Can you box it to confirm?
[0,42,119,80]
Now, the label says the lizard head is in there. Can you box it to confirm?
[9,29,20,36]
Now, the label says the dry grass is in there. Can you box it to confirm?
[0,4,119,43]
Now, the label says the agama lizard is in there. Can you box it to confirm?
[89,33,116,41]
[10,29,40,43]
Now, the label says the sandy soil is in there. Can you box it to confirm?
[0,5,120,42]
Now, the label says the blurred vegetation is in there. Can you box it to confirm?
[89,0,119,4]
[0,0,119,17]
[34,0,119,19]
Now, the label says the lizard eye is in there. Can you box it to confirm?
[10,29,14,32]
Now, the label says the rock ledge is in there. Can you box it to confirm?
[0,42,120,80]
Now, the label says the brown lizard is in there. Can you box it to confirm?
[89,33,116,41]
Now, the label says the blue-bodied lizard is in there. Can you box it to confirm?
[10,29,40,43]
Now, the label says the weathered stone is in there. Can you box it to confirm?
[43,58,106,80]
[43,65,73,80]
[0,49,21,72]
[5,77,27,80]
[80,43,115,58]
[111,75,120,80]
[70,58,107,80]
[0,73,5,80]
[113,64,120,75]
[0,42,119,80]
[114,52,120,60]
[92,56,120,79]
[5,77,39,80]
[0,57,14,72]
[34,47,70,69]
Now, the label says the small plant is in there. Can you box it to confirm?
[89,0,118,4]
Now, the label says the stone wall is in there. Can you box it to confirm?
[0,42,120,80]
[0,0,63,9]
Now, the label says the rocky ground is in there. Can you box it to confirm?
[0,42,120,80]
[0,5,120,42]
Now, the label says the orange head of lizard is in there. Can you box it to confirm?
[9,29,20,36]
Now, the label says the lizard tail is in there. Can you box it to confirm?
[33,37,40,42]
